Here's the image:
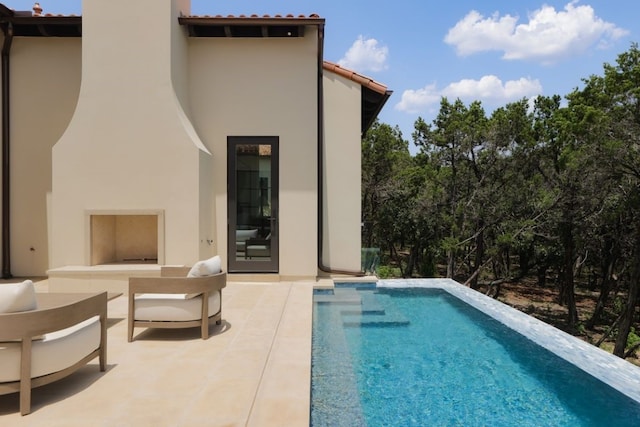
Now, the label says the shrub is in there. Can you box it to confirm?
[377,265,401,279]
[628,327,640,348]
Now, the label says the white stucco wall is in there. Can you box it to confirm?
[7,37,81,276]
[187,32,319,277]
[322,72,362,272]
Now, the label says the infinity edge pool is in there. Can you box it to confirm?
[374,278,640,404]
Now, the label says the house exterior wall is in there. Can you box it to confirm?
[0,2,367,281]
[187,33,319,277]
[322,72,362,272]
[3,37,81,276]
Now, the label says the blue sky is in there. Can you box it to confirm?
[7,1,638,150]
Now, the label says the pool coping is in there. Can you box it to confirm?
[377,278,640,404]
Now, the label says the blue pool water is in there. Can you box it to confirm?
[311,285,640,426]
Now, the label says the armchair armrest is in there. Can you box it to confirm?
[0,292,107,343]
[245,238,271,247]
[128,272,226,295]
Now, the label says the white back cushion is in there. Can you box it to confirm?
[236,229,258,242]
[0,280,37,313]
[187,255,222,278]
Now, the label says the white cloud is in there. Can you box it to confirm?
[395,83,440,114]
[444,1,629,63]
[338,36,389,73]
[395,76,542,114]
[443,75,542,101]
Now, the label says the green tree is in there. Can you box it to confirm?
[589,43,640,357]
[361,121,411,268]
[414,98,491,281]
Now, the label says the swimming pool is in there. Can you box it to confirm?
[311,279,640,426]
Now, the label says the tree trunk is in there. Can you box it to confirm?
[405,244,419,278]
[624,342,640,359]
[518,244,534,277]
[485,279,504,299]
[595,312,622,347]
[587,276,612,330]
[470,225,484,290]
[565,279,579,326]
[537,264,547,286]
[587,241,618,329]
[614,236,640,357]
[447,249,455,278]
[587,256,615,329]
[559,220,578,325]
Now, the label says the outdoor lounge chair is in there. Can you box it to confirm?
[128,257,226,342]
[245,233,271,259]
[236,228,258,254]
[0,280,108,415]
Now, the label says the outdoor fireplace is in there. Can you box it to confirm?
[87,210,164,266]
[49,0,210,273]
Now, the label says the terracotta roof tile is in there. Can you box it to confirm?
[21,2,77,17]
[26,5,321,21]
[323,60,389,95]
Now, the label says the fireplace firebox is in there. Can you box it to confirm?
[87,210,164,266]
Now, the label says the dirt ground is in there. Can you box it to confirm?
[475,279,640,367]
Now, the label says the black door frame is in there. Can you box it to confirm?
[227,136,279,273]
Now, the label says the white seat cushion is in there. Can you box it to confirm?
[0,316,101,383]
[0,280,37,313]
[133,292,221,322]
[246,244,269,253]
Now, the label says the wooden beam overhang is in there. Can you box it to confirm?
[361,87,392,136]
[0,16,82,37]
[178,16,321,38]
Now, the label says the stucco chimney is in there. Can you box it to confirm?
[50,0,212,268]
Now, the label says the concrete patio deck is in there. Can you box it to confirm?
[0,279,315,426]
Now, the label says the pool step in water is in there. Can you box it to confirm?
[313,288,361,305]
[342,291,410,327]
[312,287,410,327]
[340,294,385,315]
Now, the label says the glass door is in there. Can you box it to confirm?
[228,137,278,273]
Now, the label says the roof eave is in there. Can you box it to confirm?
[362,88,393,136]
[178,16,325,38]
[0,4,13,17]
[0,15,82,37]
[179,16,325,26]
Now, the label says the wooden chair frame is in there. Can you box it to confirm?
[0,292,108,415]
